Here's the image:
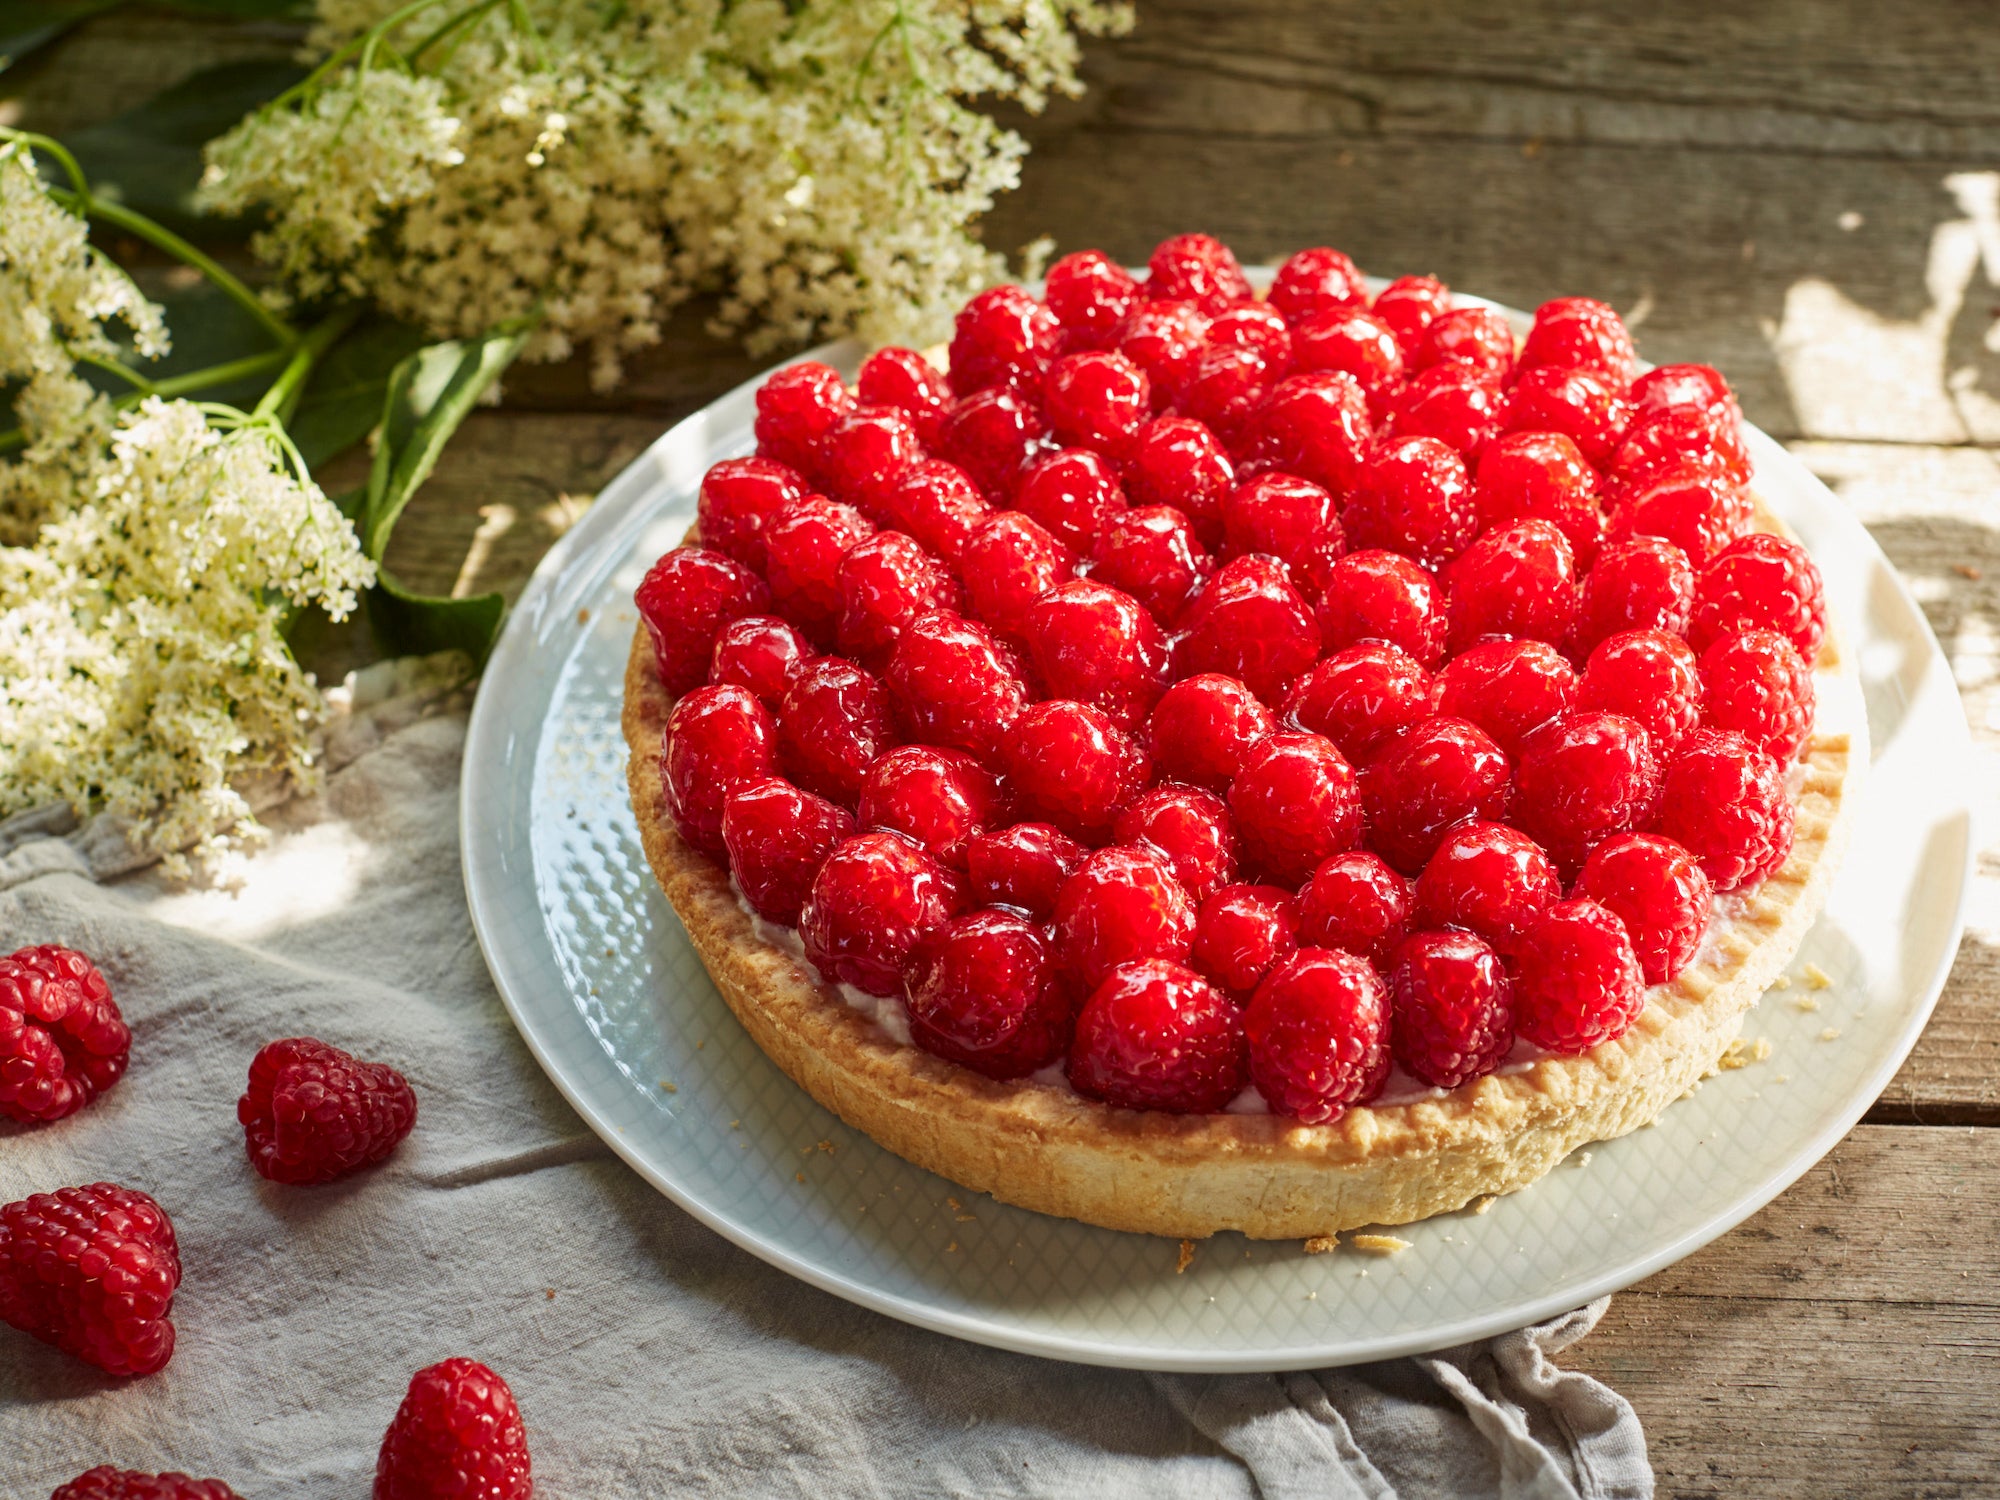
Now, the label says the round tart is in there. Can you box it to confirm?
[621,237,1861,1240]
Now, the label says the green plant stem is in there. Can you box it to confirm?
[254,303,363,423]
[61,192,296,347]
[75,351,156,392]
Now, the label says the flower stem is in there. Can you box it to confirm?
[254,303,364,423]
[65,193,297,347]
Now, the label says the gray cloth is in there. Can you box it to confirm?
[0,692,1652,1499]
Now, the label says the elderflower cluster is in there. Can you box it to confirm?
[201,0,1131,388]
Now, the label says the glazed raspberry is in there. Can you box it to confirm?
[1015,447,1129,554]
[834,531,961,666]
[1631,363,1736,425]
[1090,505,1214,625]
[1342,436,1476,570]
[937,386,1048,502]
[1688,533,1828,661]
[1388,930,1514,1089]
[696,456,807,570]
[1228,732,1362,886]
[722,778,857,924]
[1291,307,1404,411]
[1413,821,1560,954]
[1174,344,1273,444]
[1222,472,1342,585]
[1371,274,1452,362]
[1027,578,1171,731]
[0,1183,178,1377]
[1267,245,1367,325]
[1612,405,1751,493]
[905,911,1071,1079]
[1054,845,1198,991]
[1243,371,1373,496]
[761,495,875,647]
[1115,784,1236,902]
[857,346,951,446]
[1175,554,1323,700]
[1123,415,1234,548]
[1511,711,1659,874]
[1191,884,1299,998]
[1005,699,1151,841]
[1206,302,1294,370]
[1576,832,1713,984]
[966,822,1086,920]
[709,614,813,708]
[1045,250,1145,349]
[1147,232,1252,315]
[1517,296,1638,388]
[1653,728,1796,891]
[800,832,966,995]
[1444,518,1579,653]
[1296,850,1413,969]
[1431,638,1577,758]
[958,510,1076,645]
[1147,673,1276,792]
[754,361,852,477]
[1569,535,1696,661]
[0,945,126,1124]
[1281,643,1434,763]
[885,609,1030,765]
[663,683,778,855]
[1385,362,1508,459]
[1067,959,1247,1113]
[1701,629,1815,762]
[1044,351,1151,458]
[635,545,772,695]
[52,1467,241,1499]
[1245,948,1391,1124]
[1114,300,1212,412]
[819,405,920,512]
[777,657,897,807]
[375,1357,532,1500]
[1578,629,1704,758]
[948,283,1061,396]
[1503,366,1631,466]
[1473,432,1604,567]
[1420,306,1515,382]
[868,460,991,565]
[1361,716,1512,876]
[856,746,1007,869]
[1315,549,1447,668]
[238,1037,418,1185]
[1512,898,1645,1054]
[1604,470,1751,568]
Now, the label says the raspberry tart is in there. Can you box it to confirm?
[622,236,1859,1240]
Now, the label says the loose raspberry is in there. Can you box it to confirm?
[885,609,1030,766]
[722,777,857,924]
[835,530,961,666]
[663,683,778,855]
[696,456,807,570]
[1114,300,1212,409]
[0,1183,178,1377]
[238,1037,418,1185]
[818,405,920,512]
[1147,233,1252,315]
[1005,699,1151,841]
[1067,959,1247,1113]
[1511,711,1659,874]
[1026,578,1171,731]
[1688,532,1828,661]
[1268,245,1367,325]
[754,361,852,477]
[1174,344,1273,445]
[1175,554,1323,700]
[776,657,897,808]
[1569,536,1696,662]
[1361,716,1512,876]
[1443,517,1579,653]
[1044,351,1151,458]
[1191,884,1299,999]
[1517,296,1638,387]
[856,347,951,446]
[1229,732,1362,887]
[0,945,127,1125]
[800,832,966,995]
[761,495,875,648]
[1512,898,1646,1054]
[948,283,1061,397]
[936,386,1048,503]
[1292,307,1404,413]
[1090,504,1214,625]
[1578,629,1704,758]
[1700,628,1815,762]
[709,614,813,709]
[1412,821,1560,954]
[1421,305,1516,381]
[1054,845,1198,991]
[1046,250,1145,349]
[1605,470,1751,568]
[1222,472,1343,587]
[1280,643,1433,763]
[1123,415,1234,548]
[1630,363,1736,425]
[1315,549,1447,668]
[966,822,1086,920]
[867,459,991,565]
[1245,949,1391,1124]
[1295,850,1413,969]
[1205,302,1294,370]
[635,545,772,695]
[1243,371,1373,496]
[1653,728,1795,891]
[1015,447,1129,554]
[1431,638,1577,757]
[856,746,1007,869]
[1342,436,1476,570]
[1575,832,1713,984]
[52,1467,241,1500]
[1386,362,1508,459]
[1146,673,1276,792]
[958,510,1076,646]
[1473,431,1604,567]
[375,1357,532,1500]
[1612,405,1751,494]
[905,911,1072,1079]
[1115,784,1235,902]
[1371,274,1452,362]
[1388,930,1515,1090]
[1502,366,1631,466]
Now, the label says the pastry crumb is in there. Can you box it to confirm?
[816,1139,835,1154]
[945,1240,959,1253]
[1350,1234,1411,1256]
[947,1196,962,1211]
[1793,993,1822,1013]
[577,608,591,625]
[544,1288,556,1300]
[1803,963,1833,989]
[1573,1150,1593,1167]
[955,1214,976,1223]
[729,1119,740,1129]
[1769,974,1792,990]
[1176,1239,1197,1274]
[1717,1036,1772,1071]
[696,1040,706,1049]
[1819,1026,1842,1042]
[1471,1195,1497,1216]
[658,1080,677,1092]
[1303,1234,1340,1255]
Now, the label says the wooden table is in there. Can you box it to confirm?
[12,8,1998,1494]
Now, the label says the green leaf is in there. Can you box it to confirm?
[367,571,507,664]
[159,0,311,15]
[286,316,429,470]
[0,0,123,70]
